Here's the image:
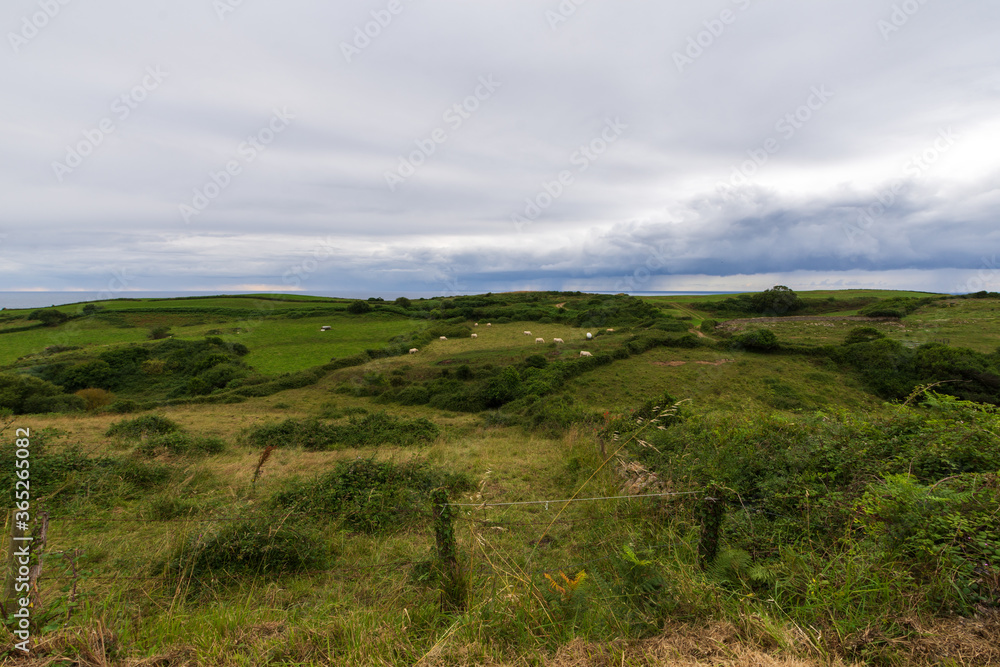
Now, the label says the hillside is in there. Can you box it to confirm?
[1,289,998,666]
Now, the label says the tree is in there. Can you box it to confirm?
[28,309,69,326]
[394,296,411,308]
[750,286,803,315]
[347,300,372,314]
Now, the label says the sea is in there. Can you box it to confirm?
[0,290,735,311]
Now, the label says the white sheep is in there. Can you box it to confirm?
[586,332,593,339]
[471,333,478,338]
[606,328,614,332]
[523,330,532,335]
[535,337,544,344]
[486,323,492,327]
[409,348,418,354]
[580,350,593,357]
[553,338,564,343]
[440,336,447,340]
[474,323,479,326]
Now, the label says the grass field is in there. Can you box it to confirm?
[2,288,999,666]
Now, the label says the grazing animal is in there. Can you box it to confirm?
[586,332,593,339]
[523,331,531,335]
[471,333,478,338]
[440,336,447,340]
[606,328,614,332]
[486,323,492,327]
[474,323,479,326]
[580,350,593,357]
[553,338,564,343]
[409,348,418,354]
[535,337,544,343]
[320,326,331,331]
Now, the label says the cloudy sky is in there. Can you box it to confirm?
[2,0,998,299]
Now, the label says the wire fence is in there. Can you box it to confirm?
[2,486,741,621]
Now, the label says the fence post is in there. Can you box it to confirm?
[431,488,465,611]
[28,512,49,611]
[697,486,725,569]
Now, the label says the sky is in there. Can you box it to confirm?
[1,0,999,299]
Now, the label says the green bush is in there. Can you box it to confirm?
[347,300,372,314]
[134,432,226,457]
[169,517,329,577]
[731,329,779,352]
[106,414,181,440]
[482,366,523,408]
[270,458,472,533]
[843,326,886,345]
[0,373,83,415]
[242,413,440,451]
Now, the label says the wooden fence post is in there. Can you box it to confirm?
[431,489,465,611]
[697,486,725,569]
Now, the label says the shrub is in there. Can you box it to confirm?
[270,458,472,533]
[844,326,886,345]
[28,309,70,326]
[142,359,167,375]
[0,373,83,415]
[242,413,440,451]
[394,296,411,308]
[482,366,523,408]
[169,517,329,577]
[731,329,779,352]
[134,432,226,457]
[74,388,115,411]
[106,399,143,414]
[62,360,115,391]
[149,326,171,340]
[347,300,372,314]
[106,414,180,440]
[524,354,548,369]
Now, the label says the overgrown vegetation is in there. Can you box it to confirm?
[270,458,473,533]
[241,412,440,450]
[5,289,1000,666]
